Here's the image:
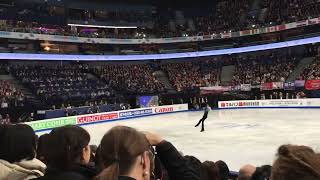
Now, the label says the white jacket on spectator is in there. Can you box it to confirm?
[0,158,46,180]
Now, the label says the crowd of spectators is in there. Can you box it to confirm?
[232,53,298,85]
[262,0,320,25]
[193,0,252,35]
[0,80,25,109]
[297,44,320,80]
[299,55,320,80]
[0,114,10,124]
[0,0,319,39]
[94,64,165,95]
[12,64,113,105]
[1,123,320,180]
[0,3,65,26]
[161,60,221,92]
[69,9,152,24]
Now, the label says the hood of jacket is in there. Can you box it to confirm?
[0,158,46,180]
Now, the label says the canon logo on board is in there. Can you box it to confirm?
[155,107,174,113]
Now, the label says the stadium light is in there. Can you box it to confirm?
[67,23,138,29]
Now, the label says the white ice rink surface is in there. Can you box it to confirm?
[38,109,320,171]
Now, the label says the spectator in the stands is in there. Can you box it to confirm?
[271,144,320,180]
[0,124,46,179]
[67,104,72,109]
[0,80,25,109]
[0,114,10,124]
[38,125,96,180]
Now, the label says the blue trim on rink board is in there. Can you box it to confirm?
[34,110,189,133]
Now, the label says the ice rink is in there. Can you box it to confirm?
[38,108,320,170]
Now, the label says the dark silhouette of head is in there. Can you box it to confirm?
[271,144,320,180]
[202,161,220,180]
[216,160,230,180]
[251,165,271,180]
[45,125,91,170]
[0,124,37,163]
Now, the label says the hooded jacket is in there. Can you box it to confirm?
[0,158,46,180]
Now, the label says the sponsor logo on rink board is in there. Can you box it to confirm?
[26,117,77,131]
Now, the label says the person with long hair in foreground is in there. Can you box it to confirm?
[271,144,320,180]
[95,126,200,180]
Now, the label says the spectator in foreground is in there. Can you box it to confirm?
[202,161,220,180]
[271,144,320,180]
[36,134,50,164]
[184,155,204,179]
[36,125,95,180]
[216,160,230,180]
[95,126,154,180]
[95,126,200,180]
[238,164,256,180]
[251,165,271,180]
[0,124,46,179]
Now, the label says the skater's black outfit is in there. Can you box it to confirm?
[195,106,209,132]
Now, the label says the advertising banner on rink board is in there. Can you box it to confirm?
[305,80,320,90]
[200,86,231,94]
[260,83,273,90]
[26,117,77,131]
[272,82,284,89]
[240,84,251,91]
[284,82,295,90]
[230,85,241,92]
[218,99,320,109]
[26,104,188,131]
[77,112,119,124]
[295,80,306,87]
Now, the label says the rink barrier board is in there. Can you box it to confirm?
[35,110,190,133]
[25,104,188,133]
[216,106,320,110]
[218,99,320,109]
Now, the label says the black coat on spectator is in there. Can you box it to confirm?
[34,164,96,180]
[156,141,200,180]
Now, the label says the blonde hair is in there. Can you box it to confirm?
[95,126,151,180]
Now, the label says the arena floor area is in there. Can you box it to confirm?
[39,109,320,170]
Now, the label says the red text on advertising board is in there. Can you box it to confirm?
[154,107,174,113]
[77,113,118,124]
